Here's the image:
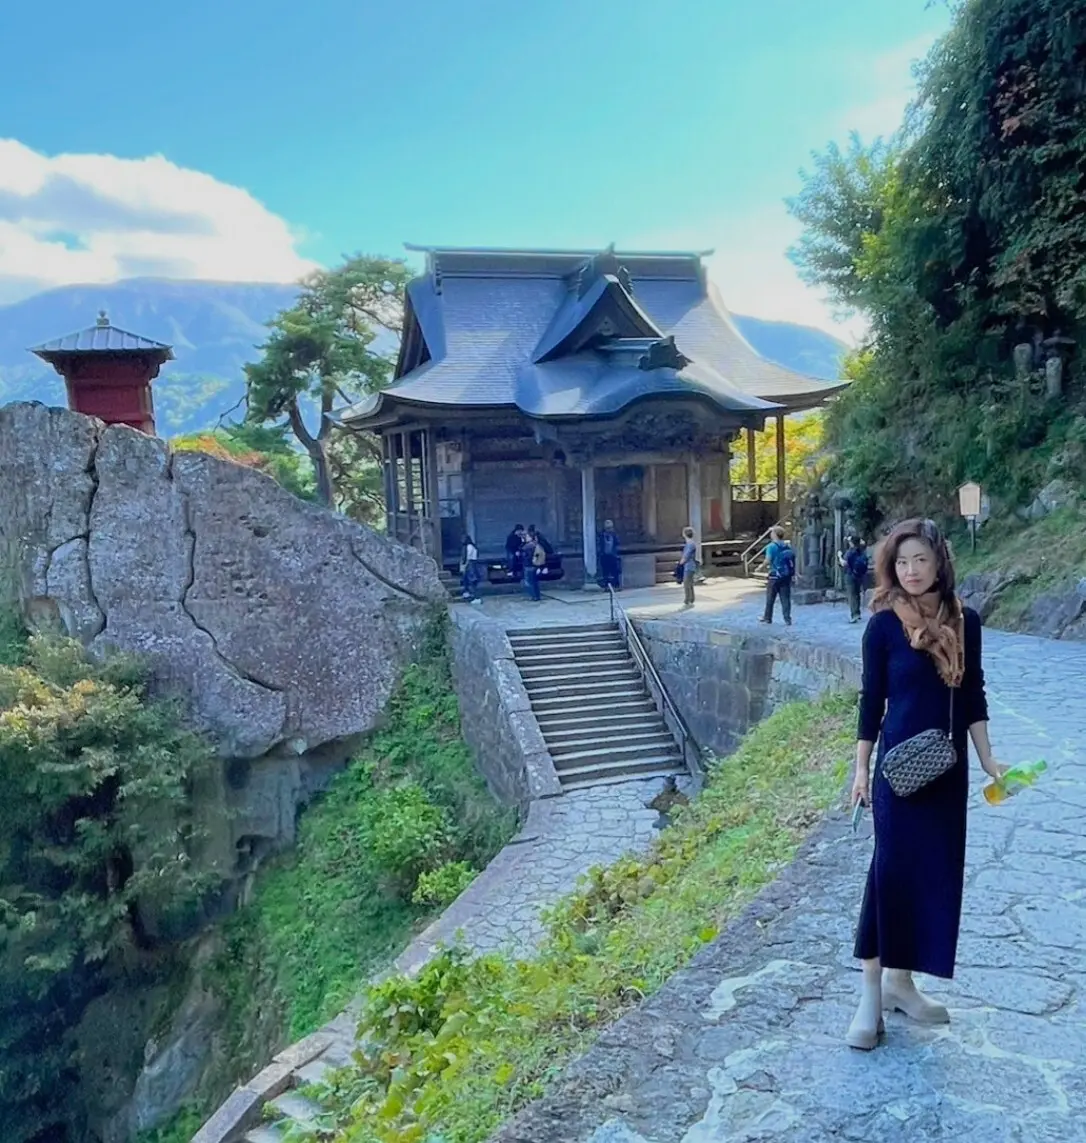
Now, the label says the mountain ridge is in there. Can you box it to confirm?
[0,278,849,436]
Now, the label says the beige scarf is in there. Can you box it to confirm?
[876,590,965,687]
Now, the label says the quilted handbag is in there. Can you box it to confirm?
[881,689,956,797]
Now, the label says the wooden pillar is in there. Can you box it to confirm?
[746,427,757,485]
[581,465,597,580]
[687,454,702,547]
[775,414,787,520]
[382,434,395,535]
[424,429,442,565]
[644,464,658,540]
[461,432,476,543]
[721,441,734,537]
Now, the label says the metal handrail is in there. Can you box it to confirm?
[606,584,701,777]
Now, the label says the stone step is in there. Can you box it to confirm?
[533,697,657,724]
[508,622,616,640]
[530,687,650,710]
[551,740,684,768]
[519,663,635,685]
[561,764,687,792]
[556,753,685,786]
[524,677,644,701]
[547,730,676,757]
[513,642,626,664]
[540,710,663,738]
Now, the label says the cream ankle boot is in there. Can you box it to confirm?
[882,969,949,1025]
[845,974,885,1051]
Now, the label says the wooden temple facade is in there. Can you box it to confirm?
[341,246,843,586]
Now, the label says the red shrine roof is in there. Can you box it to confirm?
[30,311,174,360]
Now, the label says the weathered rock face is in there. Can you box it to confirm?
[0,401,446,825]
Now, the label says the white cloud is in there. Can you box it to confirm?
[833,32,941,142]
[628,209,865,345]
[0,139,315,304]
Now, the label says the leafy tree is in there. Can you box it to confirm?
[172,422,317,501]
[244,255,410,506]
[730,413,827,491]
[0,626,219,1142]
[788,0,1086,524]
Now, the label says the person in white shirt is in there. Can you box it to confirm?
[460,535,481,602]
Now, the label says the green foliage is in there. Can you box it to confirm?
[790,0,1086,529]
[244,254,409,505]
[412,862,478,908]
[316,692,855,1143]
[172,421,317,501]
[135,1105,204,1143]
[0,608,26,667]
[208,616,515,1086]
[0,632,219,1143]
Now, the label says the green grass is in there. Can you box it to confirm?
[951,505,1086,629]
[318,690,856,1143]
[206,616,517,1098]
[135,1106,204,1143]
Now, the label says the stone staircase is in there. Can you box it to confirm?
[509,622,686,790]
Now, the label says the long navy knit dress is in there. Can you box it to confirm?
[853,606,988,979]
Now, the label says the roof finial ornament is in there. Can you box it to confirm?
[639,335,692,373]
[96,310,109,327]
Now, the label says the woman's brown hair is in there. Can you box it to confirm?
[872,518,957,611]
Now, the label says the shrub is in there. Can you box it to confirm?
[412,861,478,907]
[0,631,219,1142]
[317,691,855,1143]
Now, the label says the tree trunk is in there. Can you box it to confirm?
[287,401,334,505]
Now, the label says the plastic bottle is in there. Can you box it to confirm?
[983,759,1048,805]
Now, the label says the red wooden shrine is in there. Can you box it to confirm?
[30,311,173,435]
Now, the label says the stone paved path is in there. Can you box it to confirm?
[395,776,685,974]
[489,590,1086,1143]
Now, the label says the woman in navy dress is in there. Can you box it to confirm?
[847,519,1008,1050]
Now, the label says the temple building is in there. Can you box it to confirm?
[340,246,844,586]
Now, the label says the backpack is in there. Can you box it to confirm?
[532,543,547,568]
[851,552,869,581]
[775,545,795,579]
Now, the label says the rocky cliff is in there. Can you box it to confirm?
[0,401,446,865]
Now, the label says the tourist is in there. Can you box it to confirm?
[760,526,795,625]
[598,519,622,589]
[505,524,526,578]
[459,534,481,602]
[528,524,554,555]
[521,530,544,602]
[680,526,698,608]
[847,518,1008,1051]
[839,535,870,623]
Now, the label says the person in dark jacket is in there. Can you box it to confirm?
[839,535,870,623]
[505,524,526,578]
[847,518,1008,1051]
[598,519,622,589]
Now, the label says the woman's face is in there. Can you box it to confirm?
[895,537,938,596]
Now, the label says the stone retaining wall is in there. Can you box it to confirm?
[449,609,562,805]
[633,617,860,757]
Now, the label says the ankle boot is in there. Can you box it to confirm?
[845,975,886,1051]
[882,969,949,1025]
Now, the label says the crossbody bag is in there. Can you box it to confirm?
[880,687,957,797]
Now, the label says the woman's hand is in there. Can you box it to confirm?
[851,763,871,808]
[981,756,1010,782]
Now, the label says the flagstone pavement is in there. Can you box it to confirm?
[489,584,1086,1143]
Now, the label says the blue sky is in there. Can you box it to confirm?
[0,0,949,335]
